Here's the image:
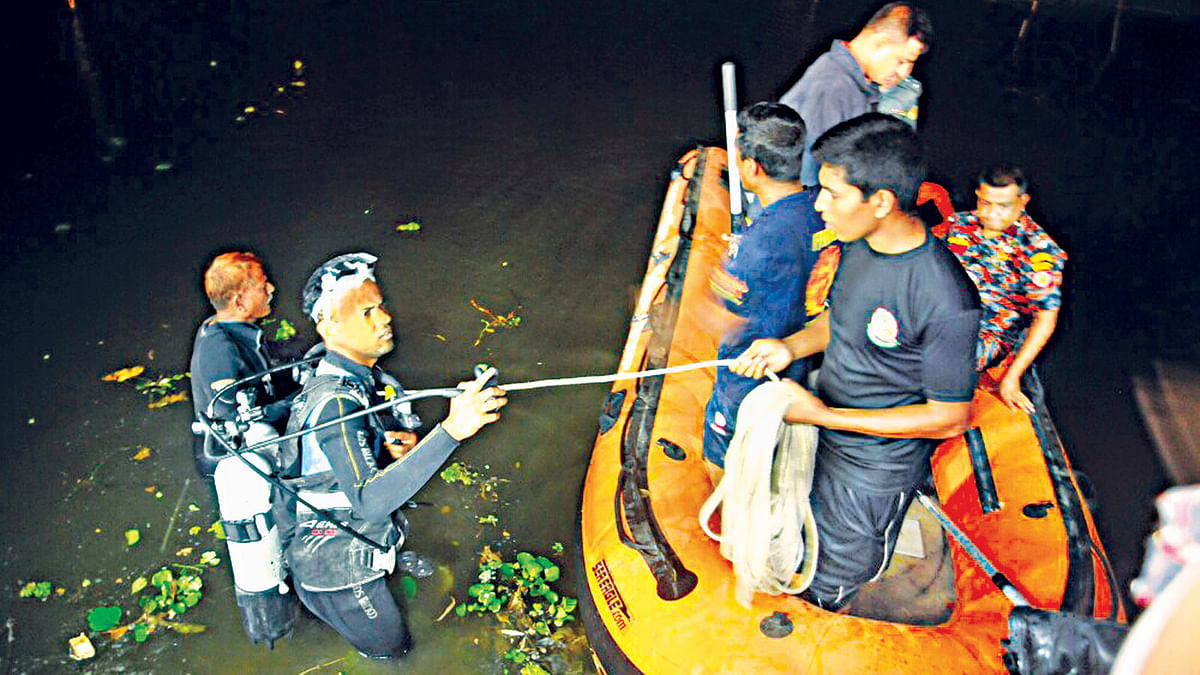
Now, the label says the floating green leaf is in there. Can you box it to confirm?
[124,528,140,547]
[273,319,296,342]
[19,581,53,598]
[87,606,124,632]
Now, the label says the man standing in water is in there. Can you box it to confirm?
[703,102,825,475]
[189,251,293,476]
[936,166,1067,413]
[280,253,505,659]
[734,114,980,610]
[780,2,934,186]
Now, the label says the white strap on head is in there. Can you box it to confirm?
[309,253,378,322]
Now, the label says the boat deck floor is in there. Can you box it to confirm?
[843,497,957,626]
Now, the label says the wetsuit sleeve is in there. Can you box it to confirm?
[309,394,461,522]
[191,333,245,421]
[921,307,981,402]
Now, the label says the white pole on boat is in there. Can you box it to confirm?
[914,489,1030,607]
[721,62,744,231]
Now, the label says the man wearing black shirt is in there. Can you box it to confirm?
[734,114,979,609]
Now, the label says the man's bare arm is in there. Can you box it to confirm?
[999,308,1059,412]
[779,381,971,440]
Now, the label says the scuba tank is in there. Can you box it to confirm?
[211,408,297,647]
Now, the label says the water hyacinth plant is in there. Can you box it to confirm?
[456,547,579,673]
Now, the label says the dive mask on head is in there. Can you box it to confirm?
[307,252,378,323]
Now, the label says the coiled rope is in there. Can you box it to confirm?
[699,381,821,608]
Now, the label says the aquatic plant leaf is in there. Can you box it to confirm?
[487,597,503,613]
[520,663,551,675]
[132,622,151,643]
[151,569,173,589]
[168,622,206,634]
[273,319,296,342]
[208,521,226,539]
[140,596,159,613]
[395,221,421,233]
[130,577,147,594]
[551,542,564,555]
[19,581,52,598]
[86,606,123,632]
[102,366,144,382]
[199,551,221,566]
[175,547,193,557]
[455,603,467,618]
[401,576,417,600]
[124,529,140,547]
[148,391,188,409]
[172,601,188,615]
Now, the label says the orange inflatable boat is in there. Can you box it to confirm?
[576,147,1123,673]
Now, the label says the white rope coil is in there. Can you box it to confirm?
[699,381,820,608]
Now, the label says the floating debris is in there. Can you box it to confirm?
[124,529,140,547]
[102,366,145,383]
[153,162,173,173]
[395,220,421,233]
[68,633,95,661]
[54,222,72,234]
[132,447,152,462]
[470,297,522,346]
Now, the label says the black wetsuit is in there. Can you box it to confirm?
[281,349,460,658]
[189,319,291,475]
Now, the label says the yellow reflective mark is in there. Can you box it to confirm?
[333,397,362,482]
[812,228,837,251]
[210,378,235,392]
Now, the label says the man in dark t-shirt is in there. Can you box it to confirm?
[734,114,979,609]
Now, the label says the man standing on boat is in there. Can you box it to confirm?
[779,2,933,187]
[733,114,980,611]
[279,253,506,659]
[704,102,825,476]
[934,166,1067,414]
[189,251,295,476]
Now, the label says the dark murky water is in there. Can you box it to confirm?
[3,0,1198,672]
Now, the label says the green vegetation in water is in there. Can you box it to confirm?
[18,581,60,599]
[455,546,581,674]
[85,565,209,644]
[440,461,480,486]
[262,317,297,342]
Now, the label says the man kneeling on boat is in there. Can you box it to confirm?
[733,114,980,611]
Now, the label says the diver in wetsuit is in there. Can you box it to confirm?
[278,252,505,659]
[189,251,295,476]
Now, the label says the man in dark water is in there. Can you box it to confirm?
[780,2,933,186]
[703,102,825,477]
[280,253,505,659]
[189,251,293,476]
[733,114,980,610]
[934,166,1067,414]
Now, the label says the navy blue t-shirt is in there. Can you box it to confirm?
[704,189,825,464]
[817,233,981,493]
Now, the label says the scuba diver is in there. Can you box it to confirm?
[190,251,296,477]
[274,252,506,659]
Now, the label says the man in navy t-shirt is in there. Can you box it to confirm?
[734,114,979,610]
[703,102,827,473]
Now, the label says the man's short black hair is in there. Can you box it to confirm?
[866,2,934,52]
[812,112,926,212]
[736,102,807,182]
[977,165,1028,194]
